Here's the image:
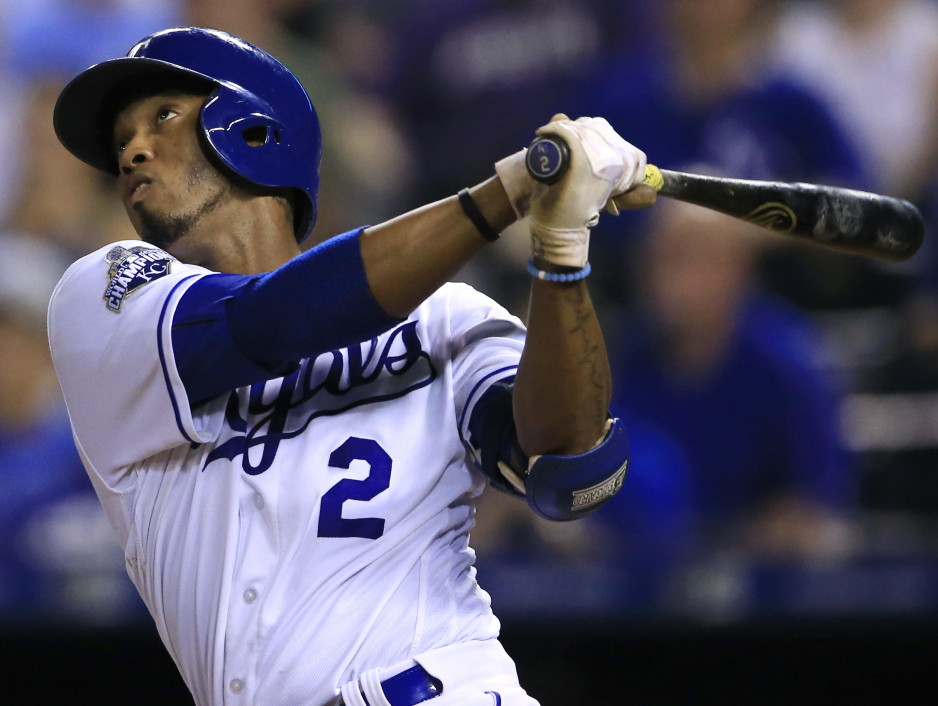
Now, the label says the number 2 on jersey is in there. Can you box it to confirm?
[317,437,391,539]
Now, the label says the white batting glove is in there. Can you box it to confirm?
[495,148,534,220]
[530,116,647,268]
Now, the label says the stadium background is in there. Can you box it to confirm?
[1,0,937,702]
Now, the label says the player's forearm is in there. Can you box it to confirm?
[509,117,645,460]
[513,272,611,457]
[360,176,515,318]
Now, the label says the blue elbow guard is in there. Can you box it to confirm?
[525,417,630,522]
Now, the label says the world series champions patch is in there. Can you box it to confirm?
[103,245,175,312]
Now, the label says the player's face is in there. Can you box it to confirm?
[113,91,231,249]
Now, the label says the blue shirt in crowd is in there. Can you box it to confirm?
[611,295,852,523]
[0,405,140,621]
[571,47,867,248]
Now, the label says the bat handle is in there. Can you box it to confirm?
[525,135,665,191]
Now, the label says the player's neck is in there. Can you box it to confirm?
[164,196,301,274]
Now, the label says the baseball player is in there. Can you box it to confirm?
[48,28,651,706]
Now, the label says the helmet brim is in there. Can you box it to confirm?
[54,57,217,175]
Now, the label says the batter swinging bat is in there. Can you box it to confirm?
[525,136,924,263]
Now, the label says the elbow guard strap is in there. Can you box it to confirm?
[525,417,630,522]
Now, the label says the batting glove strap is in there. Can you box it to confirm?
[495,148,534,220]
[525,417,630,522]
[530,217,591,269]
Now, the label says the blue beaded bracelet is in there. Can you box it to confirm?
[526,259,592,282]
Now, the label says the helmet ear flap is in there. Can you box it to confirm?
[199,86,315,238]
[200,88,289,178]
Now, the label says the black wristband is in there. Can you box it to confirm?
[457,188,500,242]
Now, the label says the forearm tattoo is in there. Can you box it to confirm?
[561,283,609,419]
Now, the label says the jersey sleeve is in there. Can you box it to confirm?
[48,242,227,481]
[441,283,526,444]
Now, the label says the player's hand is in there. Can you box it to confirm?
[494,116,652,223]
[529,114,648,268]
[609,182,658,213]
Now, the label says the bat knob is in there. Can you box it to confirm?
[526,136,570,184]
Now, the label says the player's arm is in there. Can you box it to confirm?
[512,117,652,455]
[172,178,522,406]
[471,117,651,521]
[359,177,516,318]
[514,271,610,457]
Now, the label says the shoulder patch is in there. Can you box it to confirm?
[103,245,175,312]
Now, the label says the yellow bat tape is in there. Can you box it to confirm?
[607,164,664,215]
[643,164,665,191]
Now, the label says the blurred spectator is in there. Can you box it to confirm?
[384,0,639,204]
[593,416,694,560]
[771,0,938,200]
[0,233,138,622]
[611,201,854,559]
[255,1,406,95]
[1,0,181,81]
[555,0,869,314]
[576,0,864,187]
[4,81,132,258]
[0,10,25,225]
[0,2,179,235]
[188,0,298,53]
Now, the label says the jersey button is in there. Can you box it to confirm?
[253,493,265,510]
[243,588,258,604]
[229,679,244,694]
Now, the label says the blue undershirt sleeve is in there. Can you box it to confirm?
[172,228,401,407]
[467,378,528,498]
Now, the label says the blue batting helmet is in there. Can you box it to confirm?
[54,27,322,241]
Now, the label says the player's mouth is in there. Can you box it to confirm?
[123,174,153,204]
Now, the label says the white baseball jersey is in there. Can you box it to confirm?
[48,241,530,706]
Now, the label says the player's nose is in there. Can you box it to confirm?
[118,135,155,174]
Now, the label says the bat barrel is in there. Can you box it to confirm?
[657,171,924,263]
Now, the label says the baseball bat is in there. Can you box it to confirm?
[525,135,924,263]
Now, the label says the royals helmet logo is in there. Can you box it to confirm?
[103,245,175,312]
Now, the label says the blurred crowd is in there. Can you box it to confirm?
[3,0,938,624]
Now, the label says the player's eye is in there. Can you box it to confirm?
[157,108,179,123]
[115,141,127,156]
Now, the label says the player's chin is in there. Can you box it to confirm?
[134,203,192,250]
[123,203,142,231]
[131,200,168,224]
[129,201,152,224]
